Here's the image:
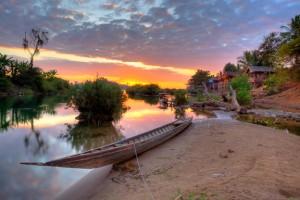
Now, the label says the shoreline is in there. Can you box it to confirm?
[57,118,300,200]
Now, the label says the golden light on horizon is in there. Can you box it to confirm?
[0,45,196,88]
[0,45,195,75]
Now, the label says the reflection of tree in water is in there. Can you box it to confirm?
[127,94,159,105]
[24,129,49,155]
[60,123,124,152]
[0,96,64,130]
[174,107,186,119]
[0,96,67,155]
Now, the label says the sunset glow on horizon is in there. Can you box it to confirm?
[1,0,299,88]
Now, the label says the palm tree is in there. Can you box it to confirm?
[280,15,300,42]
[237,50,262,69]
[279,15,300,68]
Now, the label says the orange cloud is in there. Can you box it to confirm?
[0,45,196,88]
[0,45,195,76]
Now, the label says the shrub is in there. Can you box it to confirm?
[0,77,13,93]
[71,78,126,125]
[42,77,70,94]
[230,75,252,105]
[197,92,222,102]
[126,84,160,96]
[264,69,289,95]
[174,90,188,105]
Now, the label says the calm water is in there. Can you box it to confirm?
[0,95,207,200]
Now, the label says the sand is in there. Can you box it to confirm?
[57,118,300,200]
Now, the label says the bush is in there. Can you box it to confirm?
[71,78,126,125]
[126,84,160,96]
[197,92,222,102]
[174,90,188,105]
[230,75,252,105]
[0,77,13,93]
[42,77,70,94]
[264,69,289,95]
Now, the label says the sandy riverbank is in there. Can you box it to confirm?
[57,118,300,200]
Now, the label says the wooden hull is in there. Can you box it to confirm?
[21,118,192,169]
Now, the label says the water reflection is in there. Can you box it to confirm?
[0,95,209,200]
[60,123,123,152]
[0,96,67,131]
[127,94,159,105]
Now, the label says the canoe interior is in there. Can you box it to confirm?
[21,117,192,168]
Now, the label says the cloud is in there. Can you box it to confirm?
[0,45,195,76]
[0,0,300,79]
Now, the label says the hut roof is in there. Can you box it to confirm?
[247,66,274,73]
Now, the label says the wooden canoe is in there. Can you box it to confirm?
[21,117,192,169]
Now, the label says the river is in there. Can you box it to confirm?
[0,95,208,200]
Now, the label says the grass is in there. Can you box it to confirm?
[173,190,209,200]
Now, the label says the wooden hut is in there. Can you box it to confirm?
[246,66,274,87]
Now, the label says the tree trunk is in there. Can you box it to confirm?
[229,85,241,112]
[294,54,300,68]
[30,55,34,68]
[202,82,208,95]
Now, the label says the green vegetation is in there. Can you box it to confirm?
[126,84,160,96]
[230,75,252,105]
[0,95,67,131]
[71,78,126,125]
[174,89,188,106]
[62,123,123,151]
[187,70,211,95]
[264,69,289,95]
[238,15,300,80]
[223,62,239,72]
[197,92,222,102]
[173,190,209,200]
[128,95,159,105]
[0,53,70,95]
[237,114,300,136]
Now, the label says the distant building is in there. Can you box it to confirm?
[246,66,274,87]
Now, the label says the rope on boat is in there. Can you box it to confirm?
[133,142,156,200]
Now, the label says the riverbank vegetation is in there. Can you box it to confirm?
[70,78,126,125]
[0,53,70,96]
[230,75,252,105]
[174,89,188,106]
[238,15,300,91]
[126,84,160,96]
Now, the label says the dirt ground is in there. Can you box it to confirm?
[58,119,300,200]
[254,83,300,113]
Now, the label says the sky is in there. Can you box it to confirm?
[0,0,299,88]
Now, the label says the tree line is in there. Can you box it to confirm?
[0,29,69,95]
[0,53,70,95]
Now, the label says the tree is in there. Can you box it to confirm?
[188,69,211,94]
[43,70,57,80]
[223,63,238,72]
[71,78,126,125]
[188,70,211,87]
[174,90,188,106]
[280,15,300,42]
[22,28,49,68]
[0,53,12,77]
[279,15,300,69]
[258,32,283,67]
[237,50,263,69]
